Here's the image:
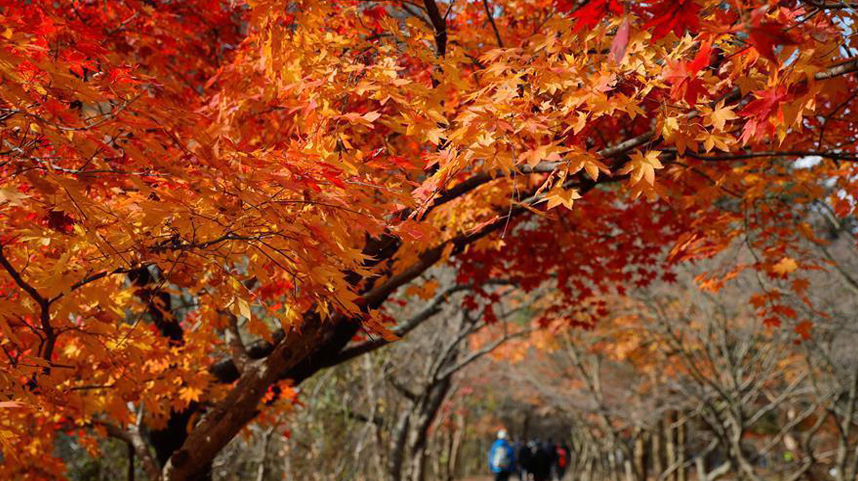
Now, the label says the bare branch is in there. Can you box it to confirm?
[435,327,534,382]
[224,311,250,372]
[388,374,419,402]
[665,149,858,163]
[104,422,162,481]
[331,283,472,365]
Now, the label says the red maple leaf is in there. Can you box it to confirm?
[739,85,789,143]
[747,8,797,63]
[561,0,624,32]
[364,5,387,20]
[794,320,813,340]
[644,0,701,40]
[688,37,713,72]
[662,39,712,105]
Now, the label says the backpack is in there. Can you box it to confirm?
[492,444,512,470]
[556,447,567,468]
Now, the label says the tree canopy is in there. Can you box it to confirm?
[1,0,857,479]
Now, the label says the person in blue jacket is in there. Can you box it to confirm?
[489,429,516,481]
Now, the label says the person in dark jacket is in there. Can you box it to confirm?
[530,440,555,481]
[518,440,535,480]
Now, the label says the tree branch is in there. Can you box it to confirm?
[482,0,504,48]
[330,283,474,366]
[104,423,162,481]
[666,149,858,163]
[422,0,448,57]
[818,243,858,297]
[388,374,420,402]
[0,243,55,364]
[49,265,145,304]
[435,327,533,382]
[224,311,250,373]
[817,56,858,79]
[801,0,858,10]
[0,243,48,307]
[162,314,331,480]
[339,406,385,426]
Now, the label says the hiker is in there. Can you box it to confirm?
[489,429,516,481]
[553,442,569,480]
[529,439,555,481]
[519,440,537,480]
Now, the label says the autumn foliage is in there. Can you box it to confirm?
[1,0,857,479]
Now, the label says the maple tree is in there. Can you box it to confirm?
[2,0,858,479]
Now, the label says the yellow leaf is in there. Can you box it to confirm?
[362,111,381,123]
[772,257,799,276]
[662,116,680,138]
[543,187,582,210]
[0,187,29,206]
[425,127,445,145]
[572,112,588,134]
[707,103,737,131]
[235,297,252,320]
[584,162,600,181]
[619,150,663,186]
[179,386,203,404]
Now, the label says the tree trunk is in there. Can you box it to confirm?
[406,378,453,481]
[281,438,293,481]
[677,419,686,481]
[728,421,762,481]
[695,454,707,481]
[696,456,731,481]
[624,458,636,481]
[442,420,456,481]
[836,360,858,481]
[653,421,664,478]
[446,412,465,481]
[601,452,610,481]
[581,448,595,481]
[389,410,411,481]
[609,449,622,481]
[254,428,273,481]
[633,427,646,481]
[430,435,443,481]
[665,412,676,481]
